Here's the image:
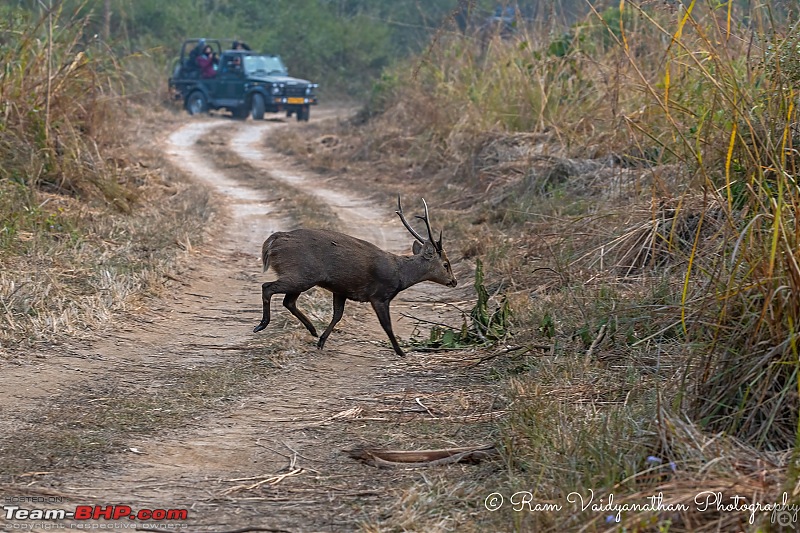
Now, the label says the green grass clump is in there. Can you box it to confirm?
[412,258,511,350]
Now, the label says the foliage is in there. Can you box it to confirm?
[763,22,800,88]
[412,258,511,350]
[48,0,496,94]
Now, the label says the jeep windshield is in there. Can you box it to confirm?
[243,55,288,77]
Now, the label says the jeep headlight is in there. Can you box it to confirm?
[305,83,318,96]
[271,84,283,96]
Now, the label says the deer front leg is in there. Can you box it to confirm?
[318,293,346,350]
[370,299,405,357]
[253,281,276,333]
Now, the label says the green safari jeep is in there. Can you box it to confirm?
[168,39,318,121]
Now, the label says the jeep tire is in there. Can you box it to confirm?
[186,90,208,115]
[232,105,250,120]
[296,105,310,122]
[251,94,266,120]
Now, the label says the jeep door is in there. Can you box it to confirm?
[217,57,246,108]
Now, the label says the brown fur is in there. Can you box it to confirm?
[254,201,457,357]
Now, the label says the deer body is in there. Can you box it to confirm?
[253,199,457,357]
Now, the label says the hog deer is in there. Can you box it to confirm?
[253,197,457,357]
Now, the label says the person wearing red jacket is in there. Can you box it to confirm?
[195,45,218,78]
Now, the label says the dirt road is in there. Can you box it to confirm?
[0,111,497,532]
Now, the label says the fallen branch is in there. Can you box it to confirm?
[469,344,552,367]
[584,323,607,361]
[346,444,497,468]
[415,397,437,418]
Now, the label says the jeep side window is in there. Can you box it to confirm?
[218,55,243,76]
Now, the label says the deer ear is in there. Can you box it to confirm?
[412,241,422,255]
[422,241,437,259]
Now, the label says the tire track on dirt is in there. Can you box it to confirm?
[231,123,393,250]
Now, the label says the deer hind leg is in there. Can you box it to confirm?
[317,293,346,350]
[283,292,318,337]
[253,281,279,333]
[370,300,405,357]
[254,279,315,334]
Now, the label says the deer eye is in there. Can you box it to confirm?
[444,262,450,269]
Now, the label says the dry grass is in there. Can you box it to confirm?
[0,8,213,358]
[0,163,211,355]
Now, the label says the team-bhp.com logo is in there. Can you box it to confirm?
[4,504,189,521]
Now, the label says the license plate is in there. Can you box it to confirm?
[286,97,305,104]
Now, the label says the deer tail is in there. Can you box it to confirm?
[261,236,274,273]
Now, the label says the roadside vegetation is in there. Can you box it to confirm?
[0,6,210,356]
[42,0,474,96]
[38,0,589,96]
[276,1,800,530]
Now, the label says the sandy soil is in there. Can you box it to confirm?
[0,109,499,532]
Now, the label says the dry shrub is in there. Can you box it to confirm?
[0,8,130,205]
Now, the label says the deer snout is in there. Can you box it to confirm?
[448,278,458,287]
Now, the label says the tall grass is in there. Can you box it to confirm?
[358,0,800,450]
[0,5,131,207]
[643,3,800,451]
[0,5,211,354]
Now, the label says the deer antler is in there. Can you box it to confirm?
[414,198,436,245]
[396,196,426,244]
[397,197,443,252]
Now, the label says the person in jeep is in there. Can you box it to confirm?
[196,45,218,78]
[187,39,205,71]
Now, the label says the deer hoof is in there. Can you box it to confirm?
[253,321,268,333]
